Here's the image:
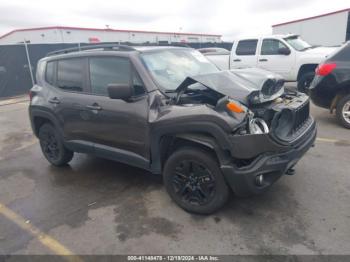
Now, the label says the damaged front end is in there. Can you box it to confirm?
[171,68,316,195]
[174,68,313,145]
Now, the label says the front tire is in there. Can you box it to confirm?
[297,72,315,93]
[163,147,229,214]
[336,94,350,129]
[38,123,74,166]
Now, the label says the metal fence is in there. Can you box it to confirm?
[0,42,232,98]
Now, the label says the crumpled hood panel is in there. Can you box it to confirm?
[176,68,285,105]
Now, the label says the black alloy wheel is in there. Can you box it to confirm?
[172,160,216,206]
[297,72,315,93]
[41,130,60,161]
[163,147,229,214]
[39,123,74,166]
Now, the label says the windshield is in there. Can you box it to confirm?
[140,49,219,91]
[284,36,312,51]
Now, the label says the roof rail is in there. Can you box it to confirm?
[46,44,136,56]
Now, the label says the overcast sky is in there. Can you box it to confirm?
[0,0,349,41]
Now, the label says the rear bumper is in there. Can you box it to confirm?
[221,121,317,197]
[309,88,333,109]
[309,76,337,109]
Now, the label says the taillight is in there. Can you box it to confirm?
[315,63,337,76]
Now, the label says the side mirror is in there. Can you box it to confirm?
[107,83,133,100]
[278,47,291,55]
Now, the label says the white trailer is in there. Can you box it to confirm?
[272,8,350,47]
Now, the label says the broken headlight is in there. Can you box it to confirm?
[248,79,285,105]
[261,79,284,97]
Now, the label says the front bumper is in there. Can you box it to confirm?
[221,120,317,197]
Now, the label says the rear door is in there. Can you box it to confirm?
[230,39,258,68]
[47,57,95,151]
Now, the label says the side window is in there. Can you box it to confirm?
[89,57,130,96]
[45,61,55,85]
[57,58,84,92]
[236,40,258,56]
[133,71,146,96]
[261,39,288,55]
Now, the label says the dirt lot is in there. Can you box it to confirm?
[0,96,349,256]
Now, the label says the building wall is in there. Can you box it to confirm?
[273,11,349,46]
[0,28,221,45]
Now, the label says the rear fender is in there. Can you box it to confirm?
[30,107,63,138]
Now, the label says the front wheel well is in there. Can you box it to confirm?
[297,64,318,81]
[158,134,228,172]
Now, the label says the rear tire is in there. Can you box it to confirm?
[336,94,350,129]
[38,123,74,166]
[163,147,229,214]
[297,72,315,93]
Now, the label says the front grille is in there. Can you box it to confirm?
[293,100,310,131]
[272,98,311,143]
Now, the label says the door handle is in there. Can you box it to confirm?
[86,103,102,111]
[259,58,268,62]
[48,97,60,104]
[233,59,241,62]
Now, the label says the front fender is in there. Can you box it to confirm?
[149,120,234,174]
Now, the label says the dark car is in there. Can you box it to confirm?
[29,44,316,214]
[309,42,350,128]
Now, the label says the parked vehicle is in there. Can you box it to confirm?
[309,42,350,128]
[29,44,316,214]
[198,47,230,55]
[198,47,230,72]
[203,34,337,92]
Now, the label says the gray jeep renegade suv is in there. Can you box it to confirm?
[29,44,316,214]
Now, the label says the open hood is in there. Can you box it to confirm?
[176,68,285,105]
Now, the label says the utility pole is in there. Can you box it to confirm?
[24,39,35,86]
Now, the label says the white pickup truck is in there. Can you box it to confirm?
[203,34,337,92]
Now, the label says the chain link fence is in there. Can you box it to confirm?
[0,42,232,98]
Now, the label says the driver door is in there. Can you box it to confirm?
[83,56,150,161]
[257,38,295,79]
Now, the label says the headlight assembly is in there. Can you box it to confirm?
[261,79,284,97]
[249,118,269,134]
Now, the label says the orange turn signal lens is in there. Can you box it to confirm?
[226,101,244,113]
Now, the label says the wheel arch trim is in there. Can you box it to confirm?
[30,108,63,137]
[149,122,233,174]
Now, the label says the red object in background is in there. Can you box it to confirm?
[28,90,33,101]
[89,37,100,43]
[315,63,337,76]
